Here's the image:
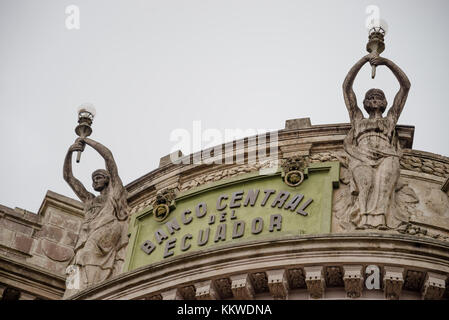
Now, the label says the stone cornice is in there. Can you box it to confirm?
[67,233,449,300]
[0,255,65,299]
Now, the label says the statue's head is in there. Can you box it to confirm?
[92,169,110,192]
[363,88,387,115]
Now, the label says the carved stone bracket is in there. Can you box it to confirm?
[161,288,182,300]
[343,265,364,298]
[195,280,219,300]
[304,266,325,299]
[422,272,447,300]
[266,269,289,300]
[230,273,255,300]
[383,266,404,300]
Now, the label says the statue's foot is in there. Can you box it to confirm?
[377,224,389,230]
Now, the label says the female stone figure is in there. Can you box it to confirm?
[342,53,411,229]
[63,137,129,296]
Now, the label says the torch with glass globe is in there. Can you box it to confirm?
[75,104,96,163]
[366,19,388,79]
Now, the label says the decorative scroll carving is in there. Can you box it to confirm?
[343,265,364,298]
[304,266,325,299]
[195,280,219,300]
[230,273,255,300]
[266,269,289,300]
[383,266,404,300]
[422,273,447,300]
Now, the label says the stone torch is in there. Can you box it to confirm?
[366,20,388,79]
[75,104,96,163]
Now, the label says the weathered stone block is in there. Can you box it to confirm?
[38,225,64,243]
[0,228,14,247]
[13,234,33,254]
[48,211,81,233]
[1,218,34,236]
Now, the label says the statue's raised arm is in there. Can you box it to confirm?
[342,54,371,123]
[63,138,95,203]
[369,56,411,124]
[82,137,124,190]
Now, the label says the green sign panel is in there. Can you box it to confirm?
[124,162,339,271]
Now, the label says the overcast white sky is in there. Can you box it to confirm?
[1,0,448,213]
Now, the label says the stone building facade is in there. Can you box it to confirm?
[1,118,448,300]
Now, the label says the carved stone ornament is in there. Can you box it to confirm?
[151,189,176,222]
[63,137,130,298]
[281,156,308,187]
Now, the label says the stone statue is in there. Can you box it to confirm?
[342,53,411,229]
[63,137,129,296]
